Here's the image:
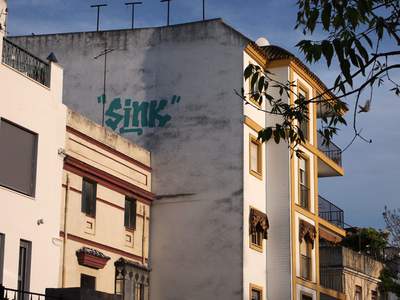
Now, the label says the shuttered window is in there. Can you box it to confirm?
[81,274,96,290]
[81,178,97,217]
[0,119,38,196]
[125,197,137,230]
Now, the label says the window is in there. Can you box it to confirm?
[248,74,262,108]
[300,239,312,280]
[355,286,362,300]
[81,178,97,217]
[18,240,31,297]
[125,197,137,230]
[250,284,263,300]
[299,156,310,210]
[249,208,269,252]
[0,233,4,284]
[0,119,38,196]
[81,274,96,290]
[249,135,262,179]
[371,290,377,300]
[301,294,313,300]
[298,87,310,141]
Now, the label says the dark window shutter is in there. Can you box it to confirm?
[82,179,97,217]
[124,197,137,229]
[0,119,38,196]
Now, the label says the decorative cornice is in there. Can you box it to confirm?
[249,208,269,239]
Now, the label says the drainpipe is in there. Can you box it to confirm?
[61,174,69,287]
[142,205,146,265]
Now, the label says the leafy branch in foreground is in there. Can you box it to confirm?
[243,0,400,151]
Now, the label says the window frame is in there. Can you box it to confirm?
[81,178,97,218]
[355,285,362,300]
[299,238,313,281]
[298,154,311,211]
[80,273,96,290]
[297,83,311,142]
[18,240,32,296]
[124,197,137,231]
[250,229,264,252]
[0,233,4,284]
[0,118,38,197]
[249,134,263,180]
[249,283,263,300]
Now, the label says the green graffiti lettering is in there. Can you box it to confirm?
[100,95,180,135]
[149,99,171,128]
[132,101,149,127]
[105,98,123,130]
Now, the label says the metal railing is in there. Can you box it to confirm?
[318,195,344,228]
[320,268,345,293]
[300,184,310,210]
[317,132,342,167]
[300,254,312,281]
[0,285,61,300]
[2,38,50,87]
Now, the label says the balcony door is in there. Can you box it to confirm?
[299,156,310,210]
[17,240,31,298]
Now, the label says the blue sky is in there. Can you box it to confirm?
[7,0,400,229]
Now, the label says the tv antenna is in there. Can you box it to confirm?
[90,4,108,31]
[125,2,143,29]
[94,40,114,126]
[161,0,172,26]
[202,0,206,21]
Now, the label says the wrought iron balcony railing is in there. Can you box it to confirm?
[2,38,50,87]
[300,254,312,281]
[320,268,345,293]
[300,184,310,210]
[317,132,342,167]
[318,195,344,228]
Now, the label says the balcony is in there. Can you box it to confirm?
[2,38,50,87]
[320,246,384,293]
[317,132,344,177]
[318,196,344,229]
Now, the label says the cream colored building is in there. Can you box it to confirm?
[60,109,153,299]
[0,0,66,294]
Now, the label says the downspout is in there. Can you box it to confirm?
[142,205,146,265]
[61,174,69,287]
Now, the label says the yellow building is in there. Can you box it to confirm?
[60,109,153,300]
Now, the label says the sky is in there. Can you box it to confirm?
[7,0,400,229]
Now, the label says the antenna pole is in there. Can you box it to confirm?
[90,4,108,31]
[161,0,171,26]
[125,2,143,29]
[202,0,205,20]
[94,42,115,127]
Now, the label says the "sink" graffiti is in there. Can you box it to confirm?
[99,95,181,135]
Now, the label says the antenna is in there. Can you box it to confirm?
[125,2,143,29]
[90,4,108,31]
[160,0,172,26]
[94,41,115,126]
[202,0,205,21]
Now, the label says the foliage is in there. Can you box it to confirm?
[383,206,400,247]
[340,227,389,256]
[379,267,400,297]
[243,0,400,150]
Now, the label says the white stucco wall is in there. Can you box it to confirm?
[0,58,66,293]
[11,20,249,299]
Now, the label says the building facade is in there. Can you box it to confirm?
[60,109,153,299]
[0,0,66,294]
[11,20,373,300]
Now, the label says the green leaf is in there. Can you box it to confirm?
[321,3,332,31]
[273,130,280,143]
[321,40,334,67]
[355,40,369,63]
[244,64,254,80]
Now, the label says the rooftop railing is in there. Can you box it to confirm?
[317,132,342,167]
[2,38,50,87]
[318,195,344,228]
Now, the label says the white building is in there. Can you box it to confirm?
[12,20,350,300]
[0,0,66,294]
